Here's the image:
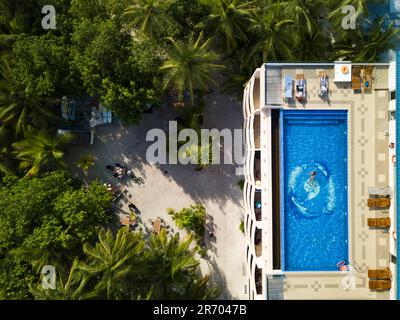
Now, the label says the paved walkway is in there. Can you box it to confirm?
[65,90,247,299]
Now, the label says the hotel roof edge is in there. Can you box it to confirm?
[396,51,400,300]
[263,62,391,67]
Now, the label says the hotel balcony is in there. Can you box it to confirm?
[252,77,261,111]
[253,114,260,149]
[255,227,262,257]
[255,267,263,295]
[255,190,262,221]
[254,150,261,188]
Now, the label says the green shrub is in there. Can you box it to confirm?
[167,204,206,241]
[196,244,207,258]
[239,220,244,234]
[237,179,245,190]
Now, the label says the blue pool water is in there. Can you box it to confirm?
[281,110,348,271]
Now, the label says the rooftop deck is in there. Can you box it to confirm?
[272,64,392,299]
[396,51,400,300]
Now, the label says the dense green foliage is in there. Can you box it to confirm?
[70,9,164,123]
[12,34,74,97]
[0,171,216,300]
[28,228,219,300]
[0,171,113,298]
[1,0,399,175]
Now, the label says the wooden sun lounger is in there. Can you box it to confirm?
[367,217,391,228]
[369,279,391,291]
[367,197,391,208]
[368,268,391,279]
[352,66,362,90]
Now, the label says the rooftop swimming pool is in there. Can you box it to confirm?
[280,110,349,271]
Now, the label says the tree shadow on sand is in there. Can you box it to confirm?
[65,91,245,210]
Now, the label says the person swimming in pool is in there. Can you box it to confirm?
[308,170,317,187]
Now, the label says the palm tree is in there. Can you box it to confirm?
[10,245,65,275]
[0,0,34,34]
[144,229,201,299]
[0,148,12,175]
[0,56,58,136]
[161,33,223,105]
[12,129,72,177]
[199,0,254,53]
[0,126,13,175]
[29,258,91,300]
[183,274,220,299]
[247,5,295,62]
[0,0,11,31]
[78,228,144,300]
[76,154,95,178]
[0,0,17,56]
[273,0,317,34]
[297,28,330,61]
[221,46,258,97]
[326,0,369,28]
[333,18,400,62]
[221,68,250,98]
[123,0,176,37]
[0,34,16,59]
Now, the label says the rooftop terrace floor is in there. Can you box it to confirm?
[276,65,392,299]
